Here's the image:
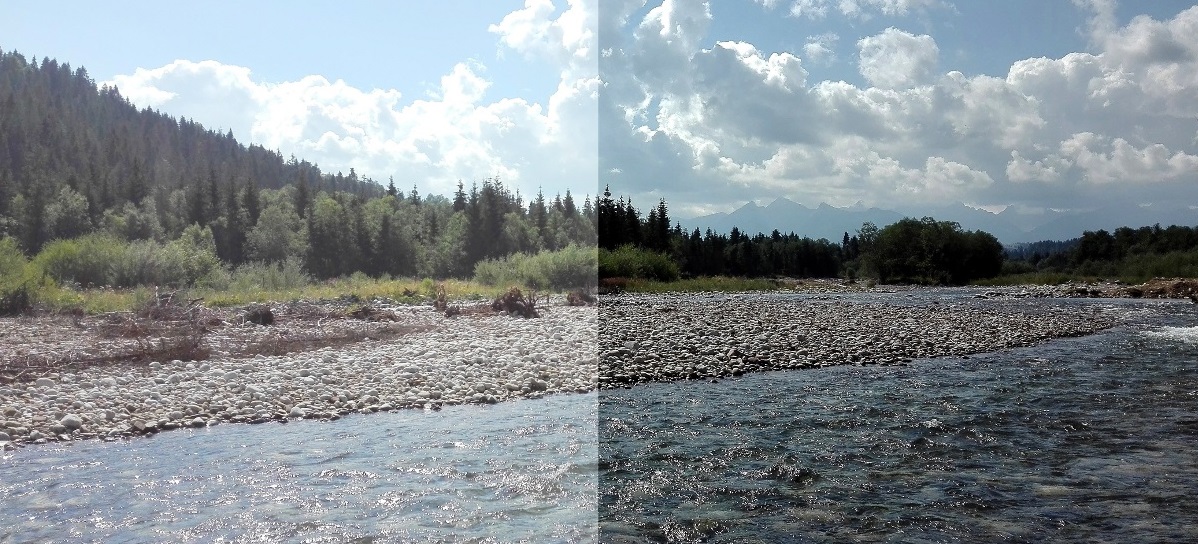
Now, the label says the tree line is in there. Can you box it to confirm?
[598,186,1006,285]
[1004,224,1198,280]
[0,48,596,288]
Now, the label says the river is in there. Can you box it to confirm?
[599,293,1198,542]
[1,392,598,543]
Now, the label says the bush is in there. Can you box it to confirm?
[0,237,44,315]
[32,233,125,287]
[473,245,597,291]
[226,257,312,292]
[598,245,680,282]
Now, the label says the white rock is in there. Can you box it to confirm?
[36,377,55,387]
[60,414,83,430]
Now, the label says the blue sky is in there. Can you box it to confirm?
[1,1,595,201]
[600,0,1198,218]
[5,1,1198,220]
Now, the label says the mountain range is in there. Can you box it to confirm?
[681,198,1198,245]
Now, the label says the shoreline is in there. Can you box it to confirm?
[4,282,1192,449]
[598,287,1141,388]
[1,300,597,450]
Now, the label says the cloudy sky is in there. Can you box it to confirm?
[600,0,1198,219]
[1,1,596,202]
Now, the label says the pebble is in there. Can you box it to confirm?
[599,290,1119,387]
[1,303,597,448]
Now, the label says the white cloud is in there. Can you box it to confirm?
[1059,132,1198,184]
[803,32,839,64]
[785,0,944,20]
[104,1,597,201]
[789,0,830,19]
[857,28,939,89]
[601,1,1198,214]
[1006,150,1070,183]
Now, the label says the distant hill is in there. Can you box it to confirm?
[681,197,1198,245]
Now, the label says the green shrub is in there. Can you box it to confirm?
[32,233,125,287]
[473,245,598,291]
[0,237,43,315]
[227,257,312,292]
[598,245,679,282]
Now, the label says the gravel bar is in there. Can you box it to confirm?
[598,291,1120,388]
[0,304,597,449]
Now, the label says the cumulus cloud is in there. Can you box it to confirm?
[857,28,939,89]
[104,0,597,201]
[803,32,839,64]
[601,0,1198,215]
[783,0,944,20]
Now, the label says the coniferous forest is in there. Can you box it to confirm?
[0,49,596,296]
[598,179,1198,286]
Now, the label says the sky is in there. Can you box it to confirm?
[599,0,1198,219]
[0,0,597,202]
[3,1,1197,222]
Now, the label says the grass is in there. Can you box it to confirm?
[618,276,785,293]
[192,277,491,308]
[20,277,501,315]
[970,272,1082,287]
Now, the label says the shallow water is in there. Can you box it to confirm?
[1,392,598,543]
[599,294,1198,543]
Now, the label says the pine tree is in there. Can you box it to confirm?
[242,177,261,226]
[295,170,310,219]
[452,181,467,213]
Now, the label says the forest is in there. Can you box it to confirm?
[598,185,1004,285]
[1002,224,1198,281]
[0,48,596,311]
[599,182,1198,286]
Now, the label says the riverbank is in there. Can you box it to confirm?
[599,289,1129,388]
[0,298,597,449]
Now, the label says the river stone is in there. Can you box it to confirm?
[60,414,83,430]
[0,431,10,442]
[36,377,55,387]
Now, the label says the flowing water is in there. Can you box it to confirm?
[1,392,598,543]
[5,292,1197,543]
[599,294,1198,543]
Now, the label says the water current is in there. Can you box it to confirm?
[599,293,1198,543]
[4,291,1197,543]
[1,392,598,543]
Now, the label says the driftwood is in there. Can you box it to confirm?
[492,287,539,318]
[244,304,274,326]
[567,289,596,306]
[348,304,399,321]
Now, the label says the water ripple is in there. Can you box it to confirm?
[600,295,1198,543]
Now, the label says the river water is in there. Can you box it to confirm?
[599,293,1198,543]
[5,292,1197,543]
[1,392,598,543]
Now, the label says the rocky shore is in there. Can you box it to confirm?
[599,289,1124,388]
[0,301,597,449]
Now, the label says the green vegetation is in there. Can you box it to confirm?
[598,186,1005,286]
[473,244,597,291]
[0,49,598,313]
[598,246,680,282]
[853,218,1004,284]
[616,276,782,293]
[1000,225,1198,283]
